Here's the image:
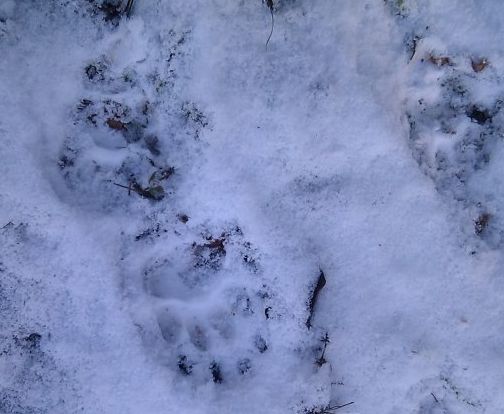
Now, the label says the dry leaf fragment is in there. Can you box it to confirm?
[471,57,489,73]
[106,118,127,131]
[427,54,452,67]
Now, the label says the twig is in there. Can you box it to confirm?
[315,332,330,367]
[113,181,165,201]
[113,182,137,197]
[330,402,354,411]
[306,268,327,328]
[1,221,13,229]
[124,0,135,17]
[265,0,274,50]
[112,182,130,190]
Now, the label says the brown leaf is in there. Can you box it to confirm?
[471,58,489,73]
[106,118,127,131]
[205,238,225,252]
[427,54,452,67]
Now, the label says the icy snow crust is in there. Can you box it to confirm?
[2,0,504,413]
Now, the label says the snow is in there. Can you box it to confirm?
[2,0,504,413]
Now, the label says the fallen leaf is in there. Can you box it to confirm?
[471,58,489,73]
[106,118,127,131]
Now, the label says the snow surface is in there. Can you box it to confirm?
[2,0,504,413]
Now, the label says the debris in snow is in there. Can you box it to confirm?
[178,355,193,375]
[254,335,268,353]
[426,54,452,67]
[306,269,327,328]
[106,117,127,131]
[124,0,135,17]
[301,401,355,414]
[265,0,275,50]
[471,58,489,73]
[177,213,189,224]
[474,212,491,235]
[210,361,223,384]
[315,332,330,368]
[467,105,492,125]
[113,180,165,201]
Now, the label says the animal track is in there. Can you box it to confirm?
[51,11,330,406]
[138,224,274,383]
[394,11,504,246]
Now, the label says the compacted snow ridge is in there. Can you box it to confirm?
[2,1,504,413]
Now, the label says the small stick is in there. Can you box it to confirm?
[1,221,13,229]
[315,332,330,367]
[113,182,130,190]
[330,402,355,411]
[430,392,439,403]
[113,182,133,196]
[265,0,274,50]
[124,0,135,17]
